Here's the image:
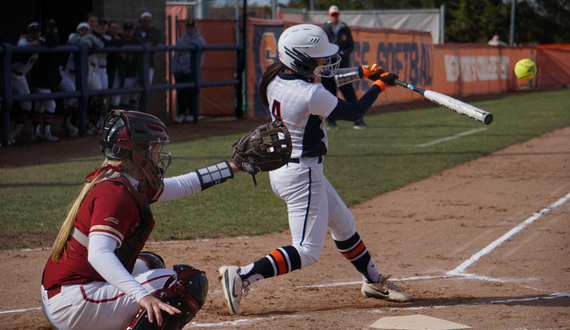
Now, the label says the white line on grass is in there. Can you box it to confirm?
[416,128,487,147]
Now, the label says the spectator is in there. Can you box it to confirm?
[119,22,141,110]
[9,22,42,145]
[131,11,161,110]
[322,5,369,130]
[106,20,125,109]
[171,19,206,124]
[28,18,62,142]
[488,34,508,46]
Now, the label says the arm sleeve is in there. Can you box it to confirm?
[88,233,150,303]
[156,172,203,202]
[327,85,382,121]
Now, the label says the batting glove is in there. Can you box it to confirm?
[361,64,385,81]
[373,72,399,92]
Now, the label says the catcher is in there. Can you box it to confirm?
[40,110,290,330]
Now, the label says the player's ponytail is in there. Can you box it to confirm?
[51,158,133,262]
[260,61,286,108]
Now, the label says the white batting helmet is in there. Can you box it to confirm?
[278,24,340,78]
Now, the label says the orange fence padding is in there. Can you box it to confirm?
[167,18,236,117]
[432,44,533,96]
[535,45,570,87]
[246,19,570,118]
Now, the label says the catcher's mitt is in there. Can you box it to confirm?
[231,119,292,185]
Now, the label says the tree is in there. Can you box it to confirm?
[283,0,569,44]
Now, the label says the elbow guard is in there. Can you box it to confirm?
[195,161,234,191]
[334,67,361,87]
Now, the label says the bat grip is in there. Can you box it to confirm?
[394,79,409,88]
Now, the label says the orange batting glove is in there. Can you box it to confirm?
[373,72,399,92]
[361,64,385,81]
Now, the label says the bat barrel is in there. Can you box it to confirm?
[483,113,494,125]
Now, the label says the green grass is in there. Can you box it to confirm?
[1,89,569,249]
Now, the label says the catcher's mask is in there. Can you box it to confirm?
[100,110,171,190]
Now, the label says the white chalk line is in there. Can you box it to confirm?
[2,192,569,322]
[0,307,41,315]
[183,292,570,328]
[447,190,570,276]
[416,128,487,147]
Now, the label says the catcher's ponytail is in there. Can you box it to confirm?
[51,158,133,262]
[260,62,286,108]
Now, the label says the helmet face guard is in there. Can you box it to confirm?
[100,110,171,190]
[278,24,340,77]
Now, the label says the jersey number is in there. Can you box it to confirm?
[271,100,281,119]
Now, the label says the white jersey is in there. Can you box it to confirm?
[267,73,338,159]
[12,36,42,74]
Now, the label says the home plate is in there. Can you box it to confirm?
[369,315,471,330]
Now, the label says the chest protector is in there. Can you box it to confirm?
[109,176,155,273]
[72,174,155,273]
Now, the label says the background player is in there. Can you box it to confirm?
[322,5,369,130]
[28,18,62,142]
[9,22,42,144]
[41,110,241,330]
[218,24,411,316]
[58,22,91,138]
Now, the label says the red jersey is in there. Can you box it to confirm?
[42,178,155,290]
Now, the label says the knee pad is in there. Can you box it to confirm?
[137,252,166,269]
[125,265,208,330]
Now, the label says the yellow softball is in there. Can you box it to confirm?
[514,59,537,80]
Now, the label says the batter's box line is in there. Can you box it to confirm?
[182,292,570,329]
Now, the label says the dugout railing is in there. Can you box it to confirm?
[0,43,244,146]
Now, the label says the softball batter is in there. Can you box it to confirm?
[219,24,412,316]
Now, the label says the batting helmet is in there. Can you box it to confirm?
[278,24,340,78]
[100,110,171,190]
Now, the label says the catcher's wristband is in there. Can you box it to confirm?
[334,67,361,87]
[195,161,234,191]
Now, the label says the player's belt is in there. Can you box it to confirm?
[47,286,61,299]
[12,70,24,76]
[289,156,323,164]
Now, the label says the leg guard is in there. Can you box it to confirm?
[124,264,208,330]
[137,252,166,269]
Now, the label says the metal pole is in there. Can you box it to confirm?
[168,15,173,119]
[440,5,445,44]
[243,0,248,119]
[509,0,516,46]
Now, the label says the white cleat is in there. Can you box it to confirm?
[63,121,79,137]
[31,133,43,142]
[218,265,249,315]
[43,132,59,142]
[361,275,412,302]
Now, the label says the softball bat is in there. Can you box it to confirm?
[395,80,493,125]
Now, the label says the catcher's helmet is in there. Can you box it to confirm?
[100,110,171,190]
[278,24,340,77]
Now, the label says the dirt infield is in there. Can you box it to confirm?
[1,117,569,329]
